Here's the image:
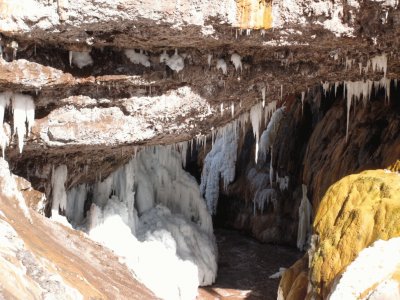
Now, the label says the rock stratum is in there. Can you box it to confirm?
[0,0,399,299]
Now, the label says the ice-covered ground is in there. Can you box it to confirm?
[60,146,217,300]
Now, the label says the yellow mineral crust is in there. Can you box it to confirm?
[310,169,400,297]
[237,0,273,30]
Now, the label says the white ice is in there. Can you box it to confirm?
[166,49,185,73]
[12,94,35,153]
[216,59,227,75]
[51,165,68,217]
[124,49,151,67]
[70,51,93,69]
[65,146,216,300]
[0,92,11,157]
[258,107,285,163]
[200,122,238,215]
[297,184,312,251]
[230,53,242,72]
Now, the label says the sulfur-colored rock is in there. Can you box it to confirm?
[309,169,400,298]
[278,255,309,300]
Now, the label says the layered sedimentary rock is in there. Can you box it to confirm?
[0,0,399,298]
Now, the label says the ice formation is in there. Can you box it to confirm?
[216,59,227,75]
[200,122,238,214]
[124,49,151,67]
[269,267,287,279]
[160,50,169,63]
[370,54,387,77]
[322,81,330,96]
[230,53,242,72]
[69,51,93,69]
[258,107,285,163]
[297,184,312,251]
[253,188,277,215]
[51,165,68,216]
[301,91,305,115]
[261,86,266,108]
[166,49,185,72]
[207,54,212,68]
[276,174,289,191]
[0,92,11,157]
[329,237,400,300]
[12,94,35,153]
[344,78,391,140]
[64,147,216,300]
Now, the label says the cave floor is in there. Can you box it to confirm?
[199,229,302,300]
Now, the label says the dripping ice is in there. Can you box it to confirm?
[56,146,216,300]
[297,184,312,251]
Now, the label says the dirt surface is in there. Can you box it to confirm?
[199,229,302,299]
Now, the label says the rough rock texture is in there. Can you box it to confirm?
[212,83,399,245]
[278,255,309,300]
[0,158,154,299]
[0,0,399,297]
[279,169,400,299]
[310,169,400,298]
[0,0,398,198]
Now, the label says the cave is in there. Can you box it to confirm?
[0,0,399,299]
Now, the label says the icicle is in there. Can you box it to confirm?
[201,122,238,214]
[163,49,184,72]
[69,51,93,69]
[51,165,68,215]
[124,49,151,67]
[231,102,234,117]
[250,103,263,163]
[269,147,274,187]
[334,82,339,97]
[345,57,353,70]
[322,81,330,97]
[0,92,11,157]
[297,184,312,251]
[69,50,72,67]
[12,94,35,153]
[264,100,277,125]
[230,53,242,72]
[220,103,224,116]
[280,85,283,100]
[207,54,212,68]
[216,59,227,75]
[259,107,285,162]
[301,92,305,115]
[160,50,169,63]
[276,175,289,191]
[370,54,387,77]
[261,86,266,108]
